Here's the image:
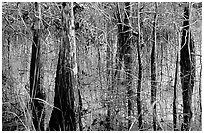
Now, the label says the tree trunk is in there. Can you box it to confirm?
[78,89,83,131]
[137,2,143,130]
[173,53,178,130]
[151,2,157,131]
[115,3,123,129]
[180,3,195,131]
[48,2,76,131]
[116,2,133,129]
[7,36,10,70]
[199,56,202,129]
[106,23,111,131]
[30,2,45,131]
[115,3,123,80]
[123,2,133,129]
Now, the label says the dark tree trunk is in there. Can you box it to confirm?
[180,3,195,131]
[151,2,157,131]
[30,2,45,131]
[106,23,111,131]
[116,3,133,129]
[48,2,76,131]
[173,53,178,130]
[115,3,123,79]
[123,2,133,129]
[7,36,10,70]
[136,40,142,130]
[137,3,142,129]
[78,89,83,131]
[77,66,82,131]
[106,50,111,131]
[115,4,124,129]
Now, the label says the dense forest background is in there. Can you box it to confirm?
[1,2,202,131]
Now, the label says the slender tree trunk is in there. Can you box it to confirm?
[48,2,76,131]
[123,2,133,129]
[173,53,178,130]
[78,89,83,131]
[199,56,202,129]
[115,4,123,129]
[160,40,163,101]
[106,45,111,131]
[7,36,10,70]
[76,51,82,131]
[97,46,103,91]
[151,2,157,131]
[180,3,195,131]
[115,3,123,80]
[30,2,45,131]
[137,2,142,130]
[106,23,111,131]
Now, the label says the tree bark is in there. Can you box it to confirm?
[115,3,123,80]
[106,23,111,131]
[173,53,178,130]
[116,2,133,129]
[123,2,133,129]
[115,3,123,129]
[78,89,83,131]
[30,2,45,131]
[180,3,195,131]
[137,2,143,130]
[48,2,76,131]
[7,36,10,70]
[151,2,157,131]
[199,55,202,129]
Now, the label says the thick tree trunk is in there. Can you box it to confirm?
[173,53,178,130]
[151,2,157,131]
[48,2,76,131]
[30,2,45,131]
[116,3,133,129]
[180,3,195,131]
